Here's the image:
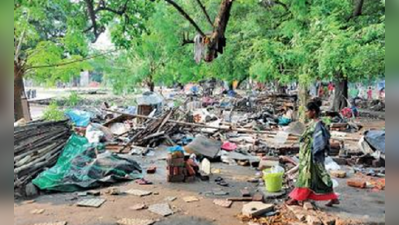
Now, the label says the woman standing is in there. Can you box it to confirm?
[287,101,340,207]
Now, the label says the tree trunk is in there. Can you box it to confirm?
[205,0,235,62]
[333,74,348,112]
[298,81,310,123]
[14,62,26,121]
[148,82,155,92]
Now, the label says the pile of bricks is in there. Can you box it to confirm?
[166,151,198,183]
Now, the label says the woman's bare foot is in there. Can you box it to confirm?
[286,199,300,206]
[326,199,340,207]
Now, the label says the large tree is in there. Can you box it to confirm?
[14,0,91,120]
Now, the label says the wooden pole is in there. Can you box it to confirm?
[104,109,275,135]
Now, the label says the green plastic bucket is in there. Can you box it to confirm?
[263,169,284,193]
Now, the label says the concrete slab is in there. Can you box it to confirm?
[125,189,153,197]
[76,199,106,208]
[242,202,274,217]
[148,203,174,217]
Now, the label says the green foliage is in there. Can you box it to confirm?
[42,102,65,121]
[14,0,91,85]
[18,0,384,94]
[65,92,82,107]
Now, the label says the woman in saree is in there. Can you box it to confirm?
[287,100,340,207]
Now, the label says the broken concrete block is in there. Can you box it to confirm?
[242,202,274,217]
[330,170,347,178]
[148,203,173,217]
[117,218,155,225]
[30,209,45,215]
[347,179,367,189]
[213,199,233,208]
[307,215,322,225]
[183,196,200,203]
[130,203,148,211]
[125,189,152,197]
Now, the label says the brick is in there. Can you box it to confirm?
[347,179,367,189]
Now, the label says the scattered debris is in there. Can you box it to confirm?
[148,203,174,217]
[30,209,46,215]
[213,199,233,208]
[76,198,106,208]
[183,196,200,203]
[130,203,148,211]
[34,222,67,225]
[117,218,155,225]
[125,189,153,197]
[242,202,274,217]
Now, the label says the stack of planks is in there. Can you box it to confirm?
[14,120,71,191]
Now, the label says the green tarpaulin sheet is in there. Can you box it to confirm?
[33,134,142,192]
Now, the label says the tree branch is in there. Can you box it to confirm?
[25,50,119,71]
[95,0,130,15]
[274,0,289,11]
[195,0,214,28]
[164,0,206,36]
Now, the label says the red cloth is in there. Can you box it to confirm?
[221,142,238,151]
[289,188,339,201]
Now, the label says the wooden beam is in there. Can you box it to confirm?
[105,109,274,134]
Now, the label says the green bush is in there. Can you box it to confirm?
[66,92,82,107]
[42,102,65,121]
